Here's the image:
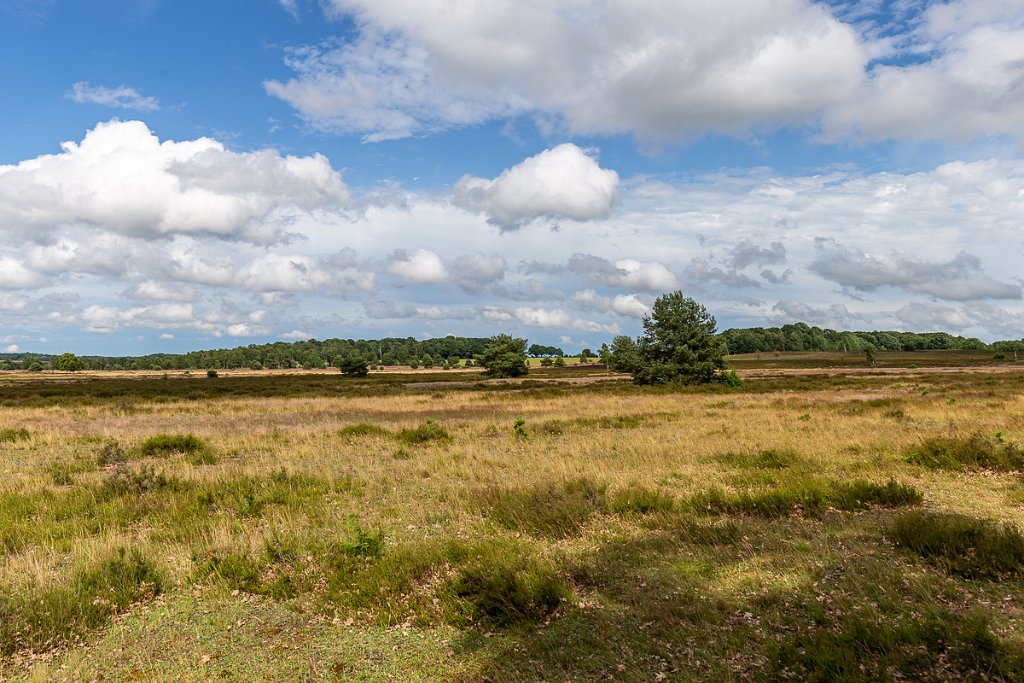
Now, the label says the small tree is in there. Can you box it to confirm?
[477,334,528,378]
[606,335,641,374]
[338,353,369,377]
[865,345,877,367]
[54,352,82,372]
[629,291,726,385]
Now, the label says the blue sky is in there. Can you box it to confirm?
[1,0,1023,355]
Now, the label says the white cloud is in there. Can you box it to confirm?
[385,249,449,283]
[278,0,299,19]
[451,253,506,292]
[3,344,19,352]
[0,119,351,245]
[125,281,197,302]
[513,306,618,334]
[0,256,46,289]
[159,333,174,340]
[568,254,678,292]
[66,82,160,111]
[810,243,1021,301]
[571,289,650,318]
[825,1,1024,143]
[268,0,866,142]
[454,144,619,230]
[280,329,311,339]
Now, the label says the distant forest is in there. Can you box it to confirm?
[1,324,1022,371]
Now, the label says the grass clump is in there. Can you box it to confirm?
[478,478,607,538]
[717,448,801,470]
[689,479,921,517]
[338,423,391,438]
[96,440,126,466]
[774,605,1024,682]
[450,553,567,627]
[137,433,209,458]
[608,484,675,514]
[892,511,1024,579]
[0,546,162,656]
[906,434,1024,472]
[0,427,30,443]
[397,419,452,446]
[102,465,182,496]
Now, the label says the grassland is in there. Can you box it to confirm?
[1,352,1023,681]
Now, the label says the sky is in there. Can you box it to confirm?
[1,0,1023,356]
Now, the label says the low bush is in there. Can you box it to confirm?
[338,423,391,438]
[96,440,126,466]
[906,434,1024,472]
[397,419,452,446]
[892,511,1024,579]
[138,433,209,458]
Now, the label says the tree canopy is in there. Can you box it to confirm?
[478,334,529,378]
[609,291,726,385]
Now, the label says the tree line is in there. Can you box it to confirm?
[1,322,1021,373]
[717,324,1024,354]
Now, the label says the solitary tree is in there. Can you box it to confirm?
[477,334,529,378]
[626,291,726,385]
[337,353,369,377]
[54,352,83,372]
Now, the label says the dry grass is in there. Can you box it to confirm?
[1,365,1023,680]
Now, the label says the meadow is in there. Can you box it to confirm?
[1,352,1023,681]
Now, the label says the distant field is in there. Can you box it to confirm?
[2,358,1023,681]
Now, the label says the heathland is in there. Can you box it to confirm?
[1,351,1023,681]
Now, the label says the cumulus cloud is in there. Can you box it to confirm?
[810,242,1021,301]
[267,0,866,142]
[772,300,865,328]
[454,144,619,230]
[124,281,197,302]
[571,289,651,319]
[0,119,351,245]
[0,256,47,289]
[235,251,375,293]
[568,254,678,292]
[280,329,311,339]
[685,259,760,289]
[825,0,1024,143]
[66,82,160,111]
[451,253,505,292]
[81,303,195,333]
[895,302,972,331]
[513,306,618,334]
[730,240,787,269]
[385,249,449,283]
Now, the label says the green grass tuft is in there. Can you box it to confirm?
[477,478,607,538]
[397,419,452,446]
[892,511,1024,579]
[0,427,30,443]
[0,546,162,655]
[338,423,391,438]
[608,484,675,514]
[906,434,1024,472]
[138,433,209,458]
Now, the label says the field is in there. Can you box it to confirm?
[1,352,1024,681]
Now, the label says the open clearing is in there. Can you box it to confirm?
[2,353,1024,681]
